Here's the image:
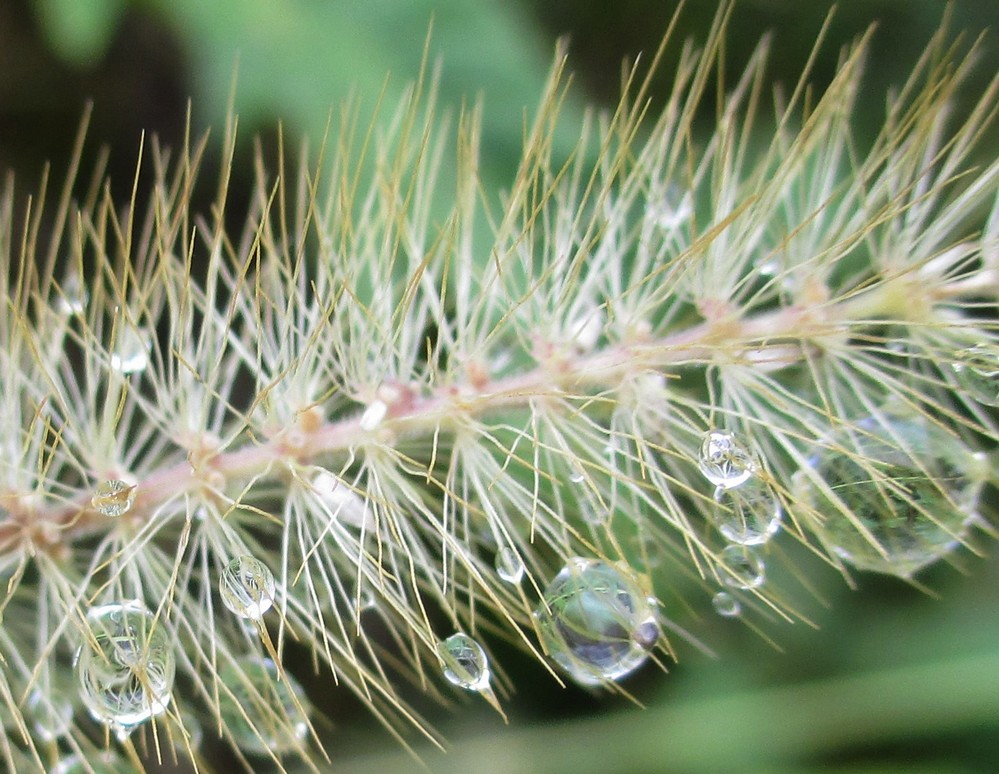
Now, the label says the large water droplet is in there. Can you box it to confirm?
[75,601,175,734]
[216,658,308,756]
[91,479,136,518]
[719,545,766,590]
[709,477,782,545]
[437,633,491,692]
[110,327,151,374]
[27,688,73,741]
[795,414,984,577]
[698,430,756,489]
[534,558,659,686]
[712,591,741,618]
[951,344,999,406]
[495,546,525,584]
[219,555,276,620]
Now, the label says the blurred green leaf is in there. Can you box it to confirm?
[32,0,126,65]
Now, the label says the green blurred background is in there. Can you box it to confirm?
[1,1,998,771]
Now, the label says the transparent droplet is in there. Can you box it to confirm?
[437,633,491,692]
[216,658,309,756]
[219,555,276,620]
[110,327,151,374]
[719,545,766,590]
[712,591,741,618]
[495,547,525,584]
[75,601,175,733]
[56,273,88,316]
[698,430,756,489]
[91,479,136,518]
[27,688,73,741]
[568,466,586,484]
[951,344,999,407]
[534,558,659,686]
[709,477,782,545]
[794,414,985,577]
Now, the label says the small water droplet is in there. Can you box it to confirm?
[437,633,491,692]
[219,556,276,620]
[495,547,525,584]
[698,430,756,489]
[91,479,136,517]
[568,467,586,484]
[216,658,309,755]
[534,558,659,686]
[719,545,766,590]
[27,689,73,741]
[110,327,151,374]
[795,414,983,577]
[56,273,88,316]
[712,591,741,617]
[951,344,999,406]
[75,601,175,732]
[710,477,782,545]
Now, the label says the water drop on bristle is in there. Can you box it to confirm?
[712,591,741,617]
[437,633,491,692]
[216,658,309,755]
[495,546,525,584]
[92,479,136,517]
[698,430,756,489]
[110,327,151,374]
[534,558,659,686]
[719,545,766,590]
[219,555,276,620]
[709,477,782,546]
[951,344,999,406]
[57,273,87,316]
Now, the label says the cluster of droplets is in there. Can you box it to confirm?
[74,601,176,740]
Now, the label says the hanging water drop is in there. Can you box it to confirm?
[534,558,659,686]
[495,546,525,584]
[698,430,756,489]
[437,633,491,692]
[219,555,276,620]
[91,479,136,518]
[709,476,782,545]
[75,601,175,733]
[719,545,766,590]
[216,658,309,755]
[110,327,151,374]
[794,414,985,577]
[951,343,999,406]
[712,591,741,617]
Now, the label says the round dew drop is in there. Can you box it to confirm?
[951,344,999,407]
[534,558,660,686]
[216,658,309,756]
[698,430,756,489]
[92,479,136,518]
[719,545,766,590]
[495,546,525,584]
[712,591,741,618]
[794,414,985,577]
[710,476,782,546]
[219,555,276,620]
[110,327,151,374]
[437,633,491,692]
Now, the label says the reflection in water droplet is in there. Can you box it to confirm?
[951,344,999,407]
[495,547,525,584]
[219,555,276,620]
[719,545,766,590]
[92,479,136,518]
[712,591,741,617]
[110,327,151,374]
[437,633,491,692]
[75,601,175,734]
[534,558,659,686]
[57,273,88,316]
[710,477,782,546]
[795,414,984,577]
[216,658,308,756]
[698,430,756,489]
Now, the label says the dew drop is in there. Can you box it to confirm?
[27,689,73,741]
[698,430,756,489]
[712,591,741,618]
[216,658,309,756]
[794,414,984,577]
[534,558,659,686]
[709,477,782,546]
[91,479,136,518]
[110,327,151,374]
[719,545,766,590]
[75,601,175,733]
[951,344,999,407]
[219,555,276,620]
[56,273,88,316]
[495,546,525,584]
[437,633,491,692]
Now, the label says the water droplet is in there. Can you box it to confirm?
[219,555,276,620]
[27,689,73,741]
[495,547,525,584]
[568,466,586,484]
[91,479,136,518]
[951,344,999,406]
[216,658,308,756]
[56,273,88,316]
[75,601,175,733]
[795,414,984,577]
[110,327,151,374]
[698,430,756,489]
[712,591,741,617]
[719,545,766,590]
[534,558,659,686]
[437,633,491,692]
[709,477,782,545]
